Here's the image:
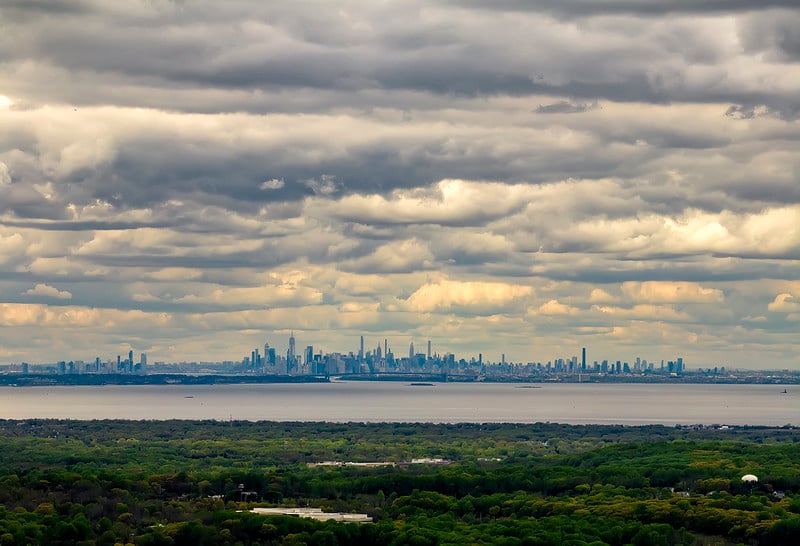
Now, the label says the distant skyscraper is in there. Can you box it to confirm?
[288,332,296,360]
[581,347,586,371]
[427,340,431,359]
[305,345,314,366]
[409,342,414,359]
[359,336,364,361]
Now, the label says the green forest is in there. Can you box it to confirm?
[0,420,798,545]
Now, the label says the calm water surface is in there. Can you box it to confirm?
[0,382,796,425]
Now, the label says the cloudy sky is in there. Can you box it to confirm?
[1,0,799,369]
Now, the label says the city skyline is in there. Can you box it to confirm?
[6,331,699,380]
[1,2,799,369]
[0,330,701,374]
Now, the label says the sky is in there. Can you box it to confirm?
[1,0,799,369]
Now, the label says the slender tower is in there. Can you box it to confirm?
[288,331,296,372]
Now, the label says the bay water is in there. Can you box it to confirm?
[0,381,796,425]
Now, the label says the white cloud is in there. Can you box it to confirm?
[406,279,532,312]
[588,288,616,303]
[767,293,799,313]
[174,283,323,307]
[145,268,204,282]
[260,178,285,190]
[24,283,72,300]
[131,292,161,302]
[592,304,690,321]
[535,299,580,316]
[0,161,11,186]
[304,174,339,196]
[343,238,434,274]
[319,179,535,226]
[0,303,171,328]
[0,233,27,264]
[621,281,724,304]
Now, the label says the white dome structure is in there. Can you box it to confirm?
[741,474,758,483]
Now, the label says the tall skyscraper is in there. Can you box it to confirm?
[581,347,586,371]
[359,336,364,361]
[288,332,296,361]
[305,345,314,366]
[427,340,431,359]
[409,342,414,359]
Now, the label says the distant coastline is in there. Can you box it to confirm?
[0,371,797,387]
[0,373,329,387]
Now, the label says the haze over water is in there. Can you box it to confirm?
[0,383,796,426]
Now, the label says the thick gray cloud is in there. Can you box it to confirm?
[0,0,799,368]
[451,1,800,16]
[535,101,598,114]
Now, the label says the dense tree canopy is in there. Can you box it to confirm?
[0,420,798,545]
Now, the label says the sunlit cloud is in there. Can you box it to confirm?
[24,284,73,300]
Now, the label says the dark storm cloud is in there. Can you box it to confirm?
[0,219,172,231]
[81,250,288,272]
[724,104,768,120]
[535,101,597,114]
[544,260,800,284]
[0,185,68,220]
[724,180,800,205]
[2,0,797,115]
[55,129,635,212]
[738,9,800,61]
[0,0,91,16]
[450,0,800,17]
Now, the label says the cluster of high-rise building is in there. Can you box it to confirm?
[4,333,702,380]
[15,349,147,376]
[239,334,690,379]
